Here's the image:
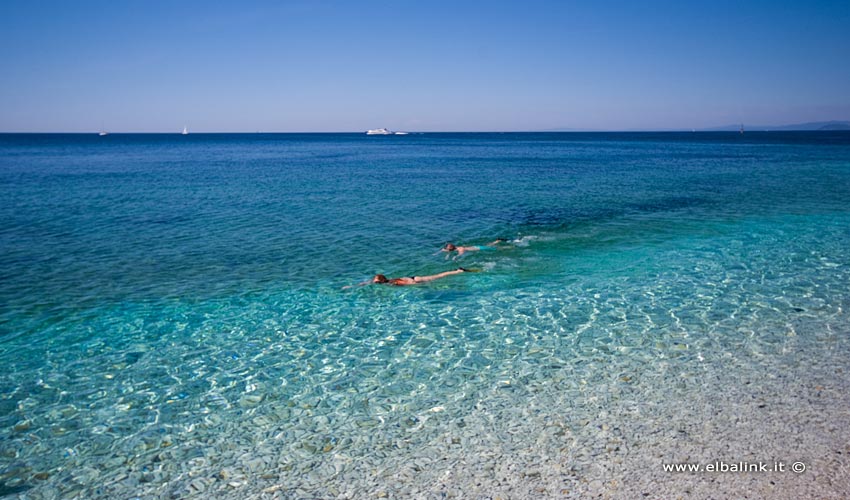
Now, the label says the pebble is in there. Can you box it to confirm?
[188,478,207,493]
[252,416,272,426]
[244,458,265,472]
[262,484,285,494]
[13,420,32,432]
[239,394,263,407]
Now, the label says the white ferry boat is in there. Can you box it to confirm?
[366,128,392,135]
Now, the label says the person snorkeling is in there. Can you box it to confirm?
[371,268,471,286]
[345,268,476,288]
[441,238,508,257]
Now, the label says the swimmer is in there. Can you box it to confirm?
[345,268,474,288]
[441,239,508,257]
[372,268,470,286]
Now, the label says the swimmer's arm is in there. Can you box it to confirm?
[343,279,372,289]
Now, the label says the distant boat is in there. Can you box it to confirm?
[394,131,409,135]
[182,126,189,135]
[98,131,108,136]
[366,128,392,135]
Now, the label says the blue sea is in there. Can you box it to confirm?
[2,132,850,498]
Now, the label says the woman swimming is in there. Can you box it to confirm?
[371,268,469,286]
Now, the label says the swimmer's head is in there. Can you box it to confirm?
[372,274,389,284]
[443,243,457,251]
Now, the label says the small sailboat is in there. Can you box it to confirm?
[98,122,108,136]
[739,123,744,134]
[181,126,189,135]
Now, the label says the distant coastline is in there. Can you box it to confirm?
[702,120,850,132]
[545,120,850,132]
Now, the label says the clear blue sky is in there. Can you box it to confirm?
[1,0,848,132]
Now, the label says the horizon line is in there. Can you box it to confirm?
[2,129,850,134]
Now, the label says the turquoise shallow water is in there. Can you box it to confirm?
[1,132,850,497]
